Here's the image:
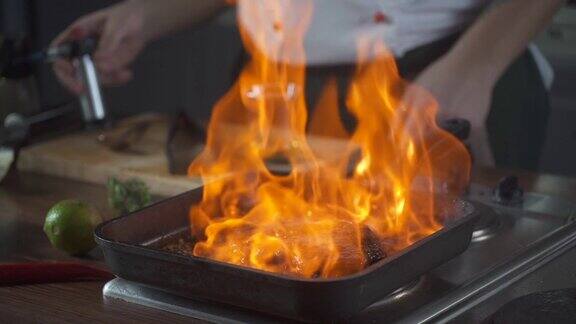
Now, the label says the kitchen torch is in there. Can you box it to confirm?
[50,38,106,126]
[12,37,108,126]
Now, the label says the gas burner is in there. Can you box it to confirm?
[471,203,503,242]
[379,276,425,304]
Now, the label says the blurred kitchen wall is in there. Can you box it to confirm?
[34,0,242,121]
[32,2,576,176]
[536,6,576,176]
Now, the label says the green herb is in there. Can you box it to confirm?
[107,177,151,215]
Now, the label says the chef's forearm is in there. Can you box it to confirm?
[133,0,227,42]
[445,0,564,83]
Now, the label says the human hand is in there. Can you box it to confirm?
[51,1,149,94]
[404,55,497,167]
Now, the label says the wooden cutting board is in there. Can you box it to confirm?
[17,114,202,197]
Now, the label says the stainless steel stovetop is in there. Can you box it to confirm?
[103,182,576,323]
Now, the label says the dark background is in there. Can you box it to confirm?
[32,0,243,122]
[2,0,576,175]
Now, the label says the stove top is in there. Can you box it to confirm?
[103,182,576,323]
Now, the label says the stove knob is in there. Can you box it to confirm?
[493,176,524,205]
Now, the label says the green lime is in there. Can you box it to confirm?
[43,200,103,255]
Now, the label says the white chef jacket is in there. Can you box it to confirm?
[238,0,554,88]
[239,0,488,63]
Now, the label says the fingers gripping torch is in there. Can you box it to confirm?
[24,38,108,126]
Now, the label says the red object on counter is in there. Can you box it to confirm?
[0,262,114,286]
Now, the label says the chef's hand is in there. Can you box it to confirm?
[51,1,149,94]
[404,55,497,167]
[404,0,564,168]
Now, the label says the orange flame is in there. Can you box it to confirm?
[188,0,470,278]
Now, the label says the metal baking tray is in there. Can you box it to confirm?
[95,187,478,322]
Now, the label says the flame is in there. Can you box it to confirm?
[188,0,470,278]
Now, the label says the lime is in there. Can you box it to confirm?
[43,200,103,255]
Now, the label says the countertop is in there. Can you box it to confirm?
[1,169,576,323]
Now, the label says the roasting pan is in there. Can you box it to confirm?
[95,187,478,322]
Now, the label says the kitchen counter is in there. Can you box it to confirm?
[0,172,201,323]
[1,169,576,323]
